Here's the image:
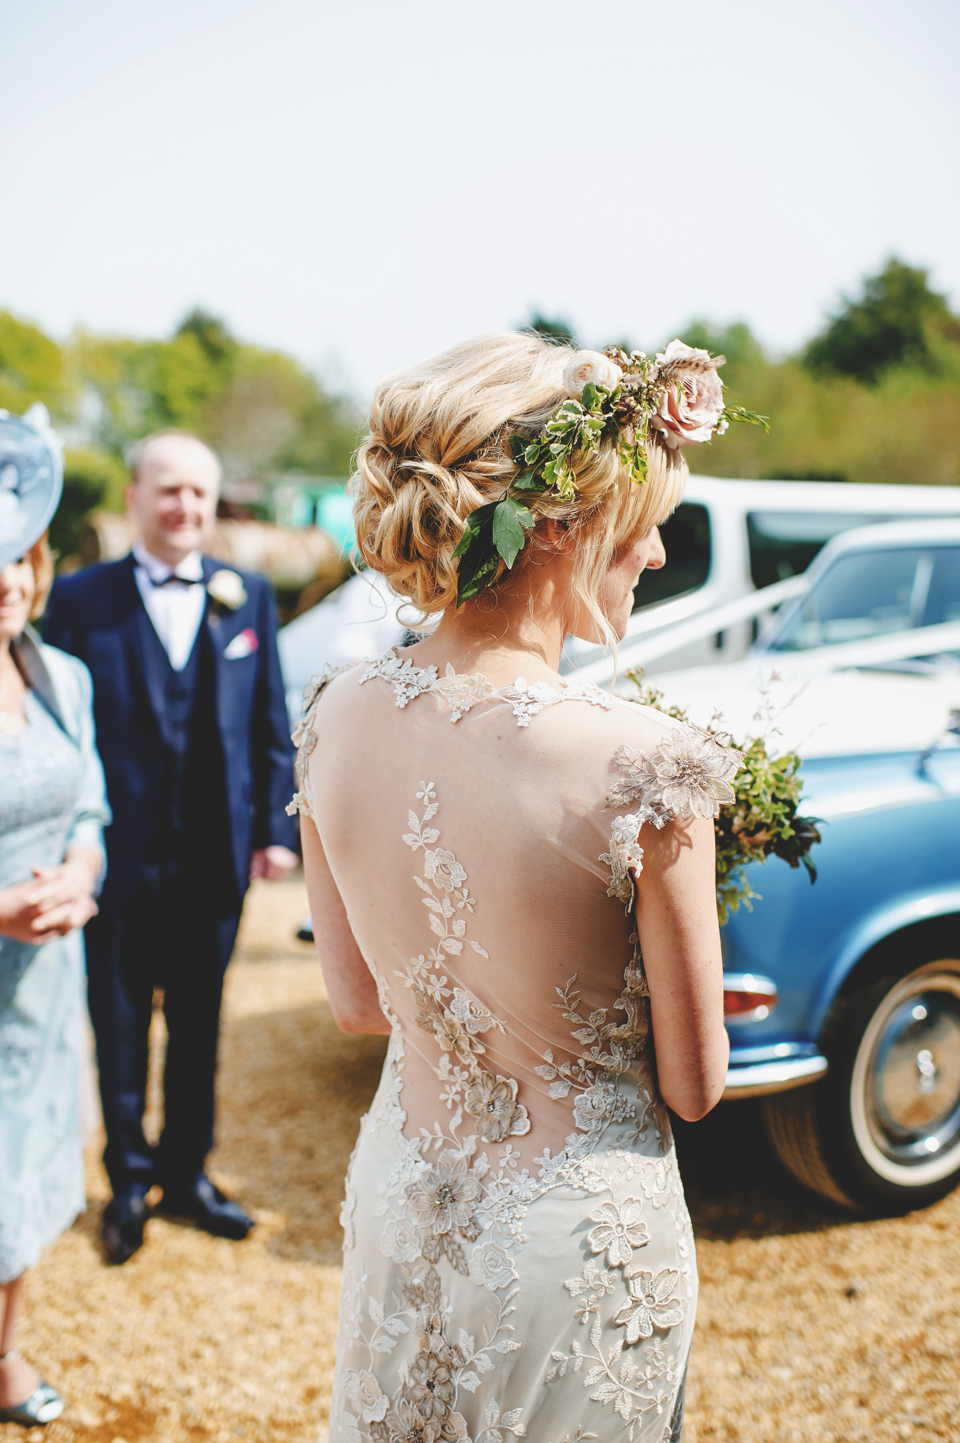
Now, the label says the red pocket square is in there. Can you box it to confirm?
[223,627,259,660]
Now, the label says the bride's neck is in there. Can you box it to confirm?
[410,563,572,683]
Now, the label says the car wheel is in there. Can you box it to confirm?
[763,955,960,1213]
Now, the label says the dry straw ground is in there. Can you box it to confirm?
[4,876,958,1443]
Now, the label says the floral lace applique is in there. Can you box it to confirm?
[599,726,743,910]
[398,783,529,1148]
[324,709,707,1439]
[606,729,741,819]
[361,648,614,727]
[335,778,691,1441]
[286,664,352,818]
[600,815,647,909]
[432,665,500,723]
[498,678,613,729]
[360,650,439,707]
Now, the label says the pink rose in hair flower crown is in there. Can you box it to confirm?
[649,339,728,450]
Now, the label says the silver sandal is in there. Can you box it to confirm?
[0,1354,64,1427]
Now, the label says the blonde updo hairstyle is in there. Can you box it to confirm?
[352,333,688,643]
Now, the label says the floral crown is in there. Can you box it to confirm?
[453,340,767,605]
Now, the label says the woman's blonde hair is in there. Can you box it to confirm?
[351,333,687,636]
[27,534,54,620]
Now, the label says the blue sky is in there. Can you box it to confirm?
[2,0,957,402]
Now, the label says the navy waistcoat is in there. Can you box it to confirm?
[137,617,231,885]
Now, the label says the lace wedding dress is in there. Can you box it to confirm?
[291,649,739,1443]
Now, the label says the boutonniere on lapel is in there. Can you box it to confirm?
[206,568,247,624]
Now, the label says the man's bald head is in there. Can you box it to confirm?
[130,430,221,488]
[126,430,221,566]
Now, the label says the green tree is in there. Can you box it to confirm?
[73,328,231,450]
[0,311,71,417]
[200,344,360,480]
[678,319,766,368]
[51,448,128,561]
[804,258,960,384]
[71,312,360,483]
[176,308,238,367]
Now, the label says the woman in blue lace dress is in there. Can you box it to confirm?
[0,534,109,1426]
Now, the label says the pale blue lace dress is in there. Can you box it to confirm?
[0,641,109,1282]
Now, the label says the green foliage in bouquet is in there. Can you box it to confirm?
[626,672,821,924]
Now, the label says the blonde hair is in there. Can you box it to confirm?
[351,333,687,636]
[27,534,54,620]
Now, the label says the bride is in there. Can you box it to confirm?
[292,332,740,1442]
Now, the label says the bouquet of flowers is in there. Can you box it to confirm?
[626,671,821,923]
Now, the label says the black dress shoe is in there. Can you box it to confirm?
[158,1175,254,1240]
[101,1191,147,1265]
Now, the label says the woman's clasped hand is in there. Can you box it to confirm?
[0,852,100,946]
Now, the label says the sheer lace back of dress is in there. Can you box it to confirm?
[291,648,739,1172]
[292,649,739,1443]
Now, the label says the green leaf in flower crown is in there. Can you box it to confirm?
[509,434,527,463]
[721,404,770,432]
[511,471,541,491]
[454,505,501,605]
[455,540,501,604]
[452,498,499,560]
[492,496,534,569]
[618,434,648,484]
[542,455,576,498]
[580,382,597,411]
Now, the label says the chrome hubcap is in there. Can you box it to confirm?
[854,960,960,1182]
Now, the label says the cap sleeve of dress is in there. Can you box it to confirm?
[600,721,743,911]
[286,664,352,820]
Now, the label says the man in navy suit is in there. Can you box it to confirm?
[45,430,298,1263]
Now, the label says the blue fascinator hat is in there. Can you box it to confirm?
[0,403,64,568]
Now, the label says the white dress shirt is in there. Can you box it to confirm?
[133,543,207,672]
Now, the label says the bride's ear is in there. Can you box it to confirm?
[542,518,574,552]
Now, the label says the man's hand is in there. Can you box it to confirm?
[249,845,299,882]
[0,847,101,945]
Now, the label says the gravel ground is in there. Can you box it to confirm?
[5,875,959,1443]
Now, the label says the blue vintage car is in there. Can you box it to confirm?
[656,518,960,1213]
[721,736,960,1214]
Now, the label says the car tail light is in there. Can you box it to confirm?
[724,973,778,1024]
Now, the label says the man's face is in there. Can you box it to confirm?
[127,435,220,565]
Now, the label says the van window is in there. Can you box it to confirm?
[766,546,960,650]
[923,548,960,626]
[632,502,710,611]
[747,511,884,589]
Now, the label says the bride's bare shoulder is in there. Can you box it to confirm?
[295,659,362,721]
[552,687,686,755]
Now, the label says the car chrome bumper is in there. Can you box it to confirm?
[723,1054,828,1099]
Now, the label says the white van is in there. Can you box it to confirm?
[280,477,960,706]
[561,476,960,676]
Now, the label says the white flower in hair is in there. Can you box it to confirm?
[562,349,622,399]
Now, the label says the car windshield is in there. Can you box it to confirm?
[746,510,883,589]
[765,545,960,650]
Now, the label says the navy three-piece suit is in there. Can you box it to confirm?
[44,554,296,1194]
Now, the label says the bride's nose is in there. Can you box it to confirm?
[646,527,666,571]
